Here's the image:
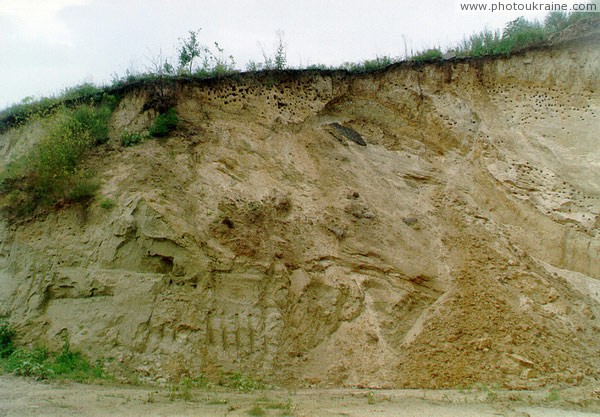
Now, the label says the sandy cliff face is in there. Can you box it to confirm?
[0,29,599,388]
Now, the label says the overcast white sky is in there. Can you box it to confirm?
[0,0,571,109]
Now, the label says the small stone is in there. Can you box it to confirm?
[521,368,539,379]
[546,287,559,303]
[508,353,535,368]
[475,337,491,351]
[328,225,345,239]
[402,217,418,226]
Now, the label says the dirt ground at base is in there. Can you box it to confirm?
[0,376,599,417]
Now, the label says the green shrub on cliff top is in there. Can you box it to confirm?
[453,7,598,58]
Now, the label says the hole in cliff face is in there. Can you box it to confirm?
[147,254,174,274]
[222,217,234,228]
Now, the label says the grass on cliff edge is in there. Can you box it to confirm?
[1,5,597,132]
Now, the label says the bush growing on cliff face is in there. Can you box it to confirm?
[71,97,116,145]
[22,115,94,203]
[66,170,100,203]
[0,99,115,218]
[121,131,147,146]
[149,108,179,137]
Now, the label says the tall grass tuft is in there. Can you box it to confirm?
[412,48,443,62]
[2,337,105,382]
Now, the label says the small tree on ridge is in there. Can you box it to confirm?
[178,29,202,74]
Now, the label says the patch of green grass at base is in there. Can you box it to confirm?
[0,326,106,382]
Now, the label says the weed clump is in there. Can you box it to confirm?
[71,100,115,145]
[7,347,53,380]
[120,131,147,146]
[0,97,115,219]
[0,330,105,382]
[247,404,266,416]
[149,108,179,137]
[412,48,443,62]
[547,389,560,402]
[100,198,115,209]
[223,372,270,392]
[340,56,394,73]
